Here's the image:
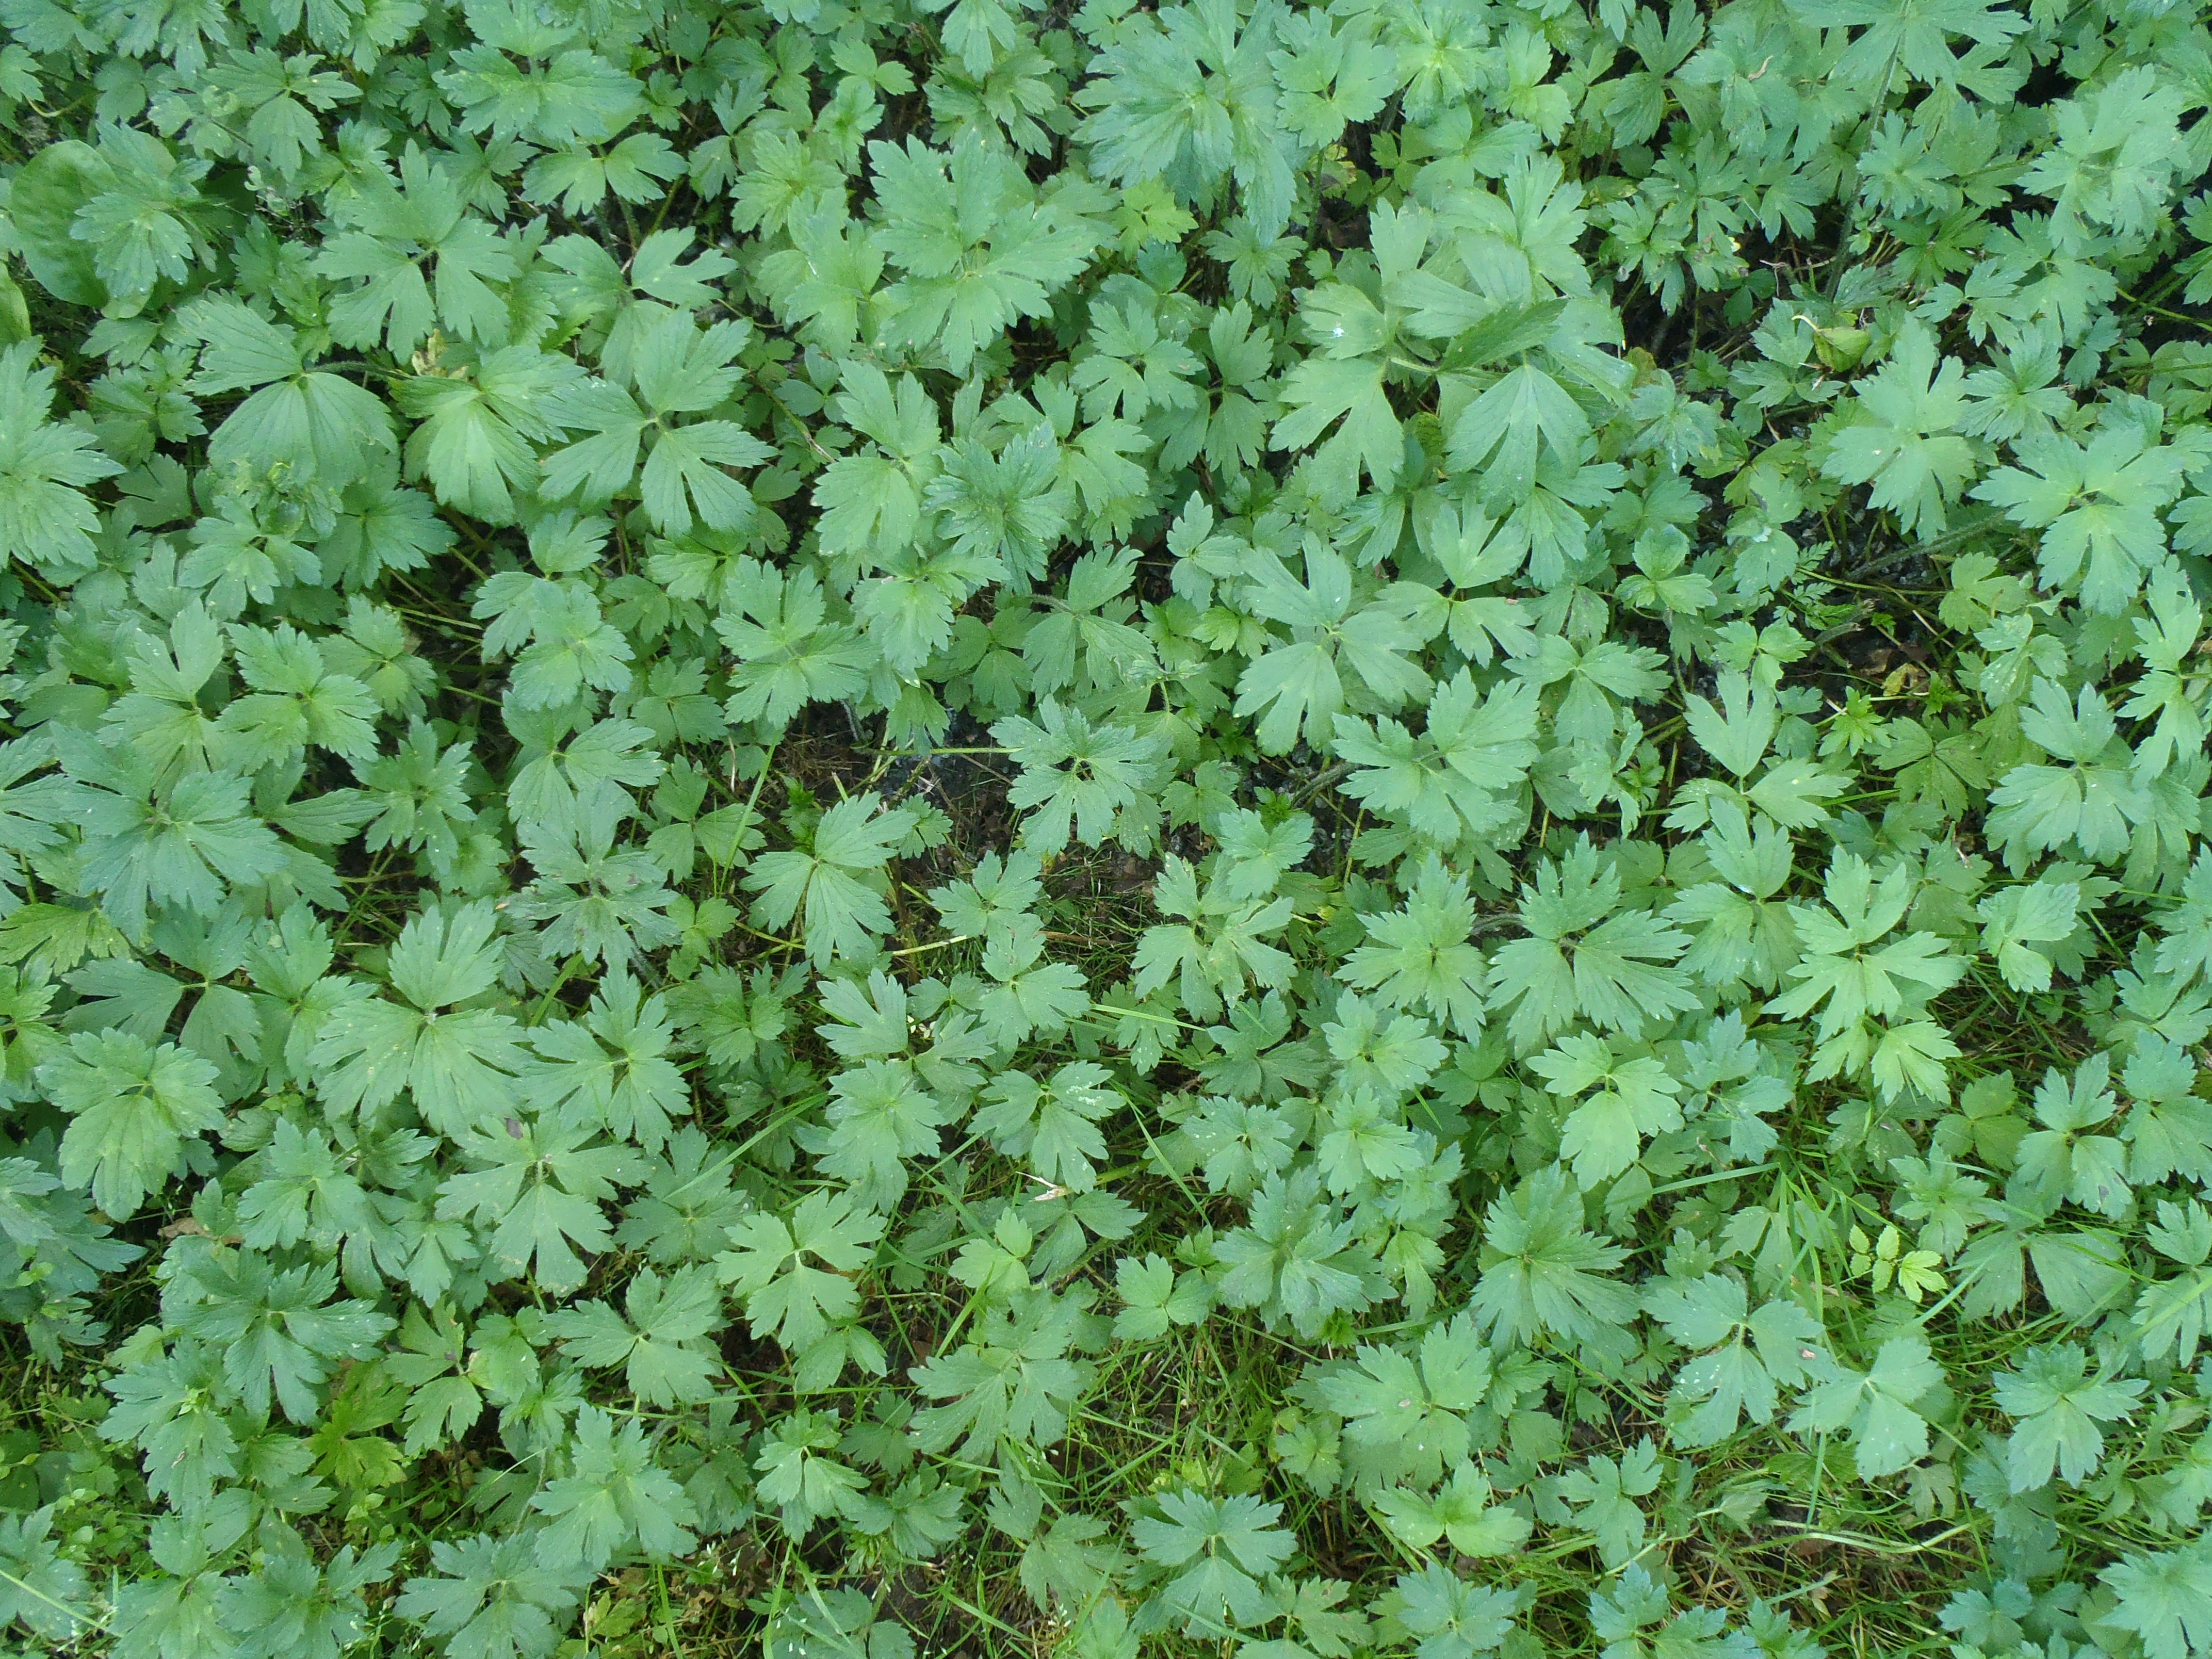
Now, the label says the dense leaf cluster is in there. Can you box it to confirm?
[0,0,2209,1653]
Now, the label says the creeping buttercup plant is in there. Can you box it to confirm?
[0,0,2207,1654]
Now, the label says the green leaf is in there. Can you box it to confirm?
[1471,1167,1636,1351]
[743,793,918,964]
[1644,1273,1820,1446]
[45,1031,223,1219]
[398,347,586,524]
[310,902,527,1138]
[1075,0,1300,234]
[909,1295,1095,1458]
[396,1534,582,1659]
[994,699,1165,851]
[869,135,1103,373]
[1994,1342,2145,1491]
[1558,1438,1661,1568]
[546,1264,723,1406]
[1683,672,1777,778]
[168,1248,395,1424]
[1532,1032,1684,1185]
[183,297,396,487]
[1274,354,1401,492]
[220,1529,397,1659]
[1819,323,1976,537]
[530,1406,698,1572]
[0,340,124,580]
[1447,363,1592,494]
[435,1118,627,1293]
[973,1061,1119,1192]
[1785,1336,1942,1478]
[1132,1488,1295,1635]
[8,140,110,305]
[1974,414,2190,614]
[1112,1253,1213,1339]
[0,1506,92,1639]
[717,1188,883,1355]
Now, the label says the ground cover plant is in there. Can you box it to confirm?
[0,0,2210,1654]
